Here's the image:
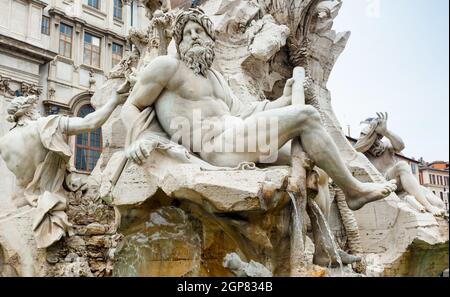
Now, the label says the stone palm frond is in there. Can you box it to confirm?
[258,0,321,108]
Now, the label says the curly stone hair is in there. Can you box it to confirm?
[172,7,216,54]
[6,95,39,124]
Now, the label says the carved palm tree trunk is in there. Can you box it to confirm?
[334,188,363,254]
[334,187,366,273]
[288,67,310,276]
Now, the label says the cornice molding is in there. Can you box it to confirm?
[48,7,127,42]
[29,0,48,8]
[0,34,57,64]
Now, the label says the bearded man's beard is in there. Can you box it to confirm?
[179,39,215,77]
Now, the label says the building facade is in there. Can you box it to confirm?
[0,0,150,207]
[419,161,449,212]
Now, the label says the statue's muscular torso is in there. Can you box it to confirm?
[365,145,398,176]
[134,55,241,148]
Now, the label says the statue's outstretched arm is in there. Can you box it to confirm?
[65,92,129,136]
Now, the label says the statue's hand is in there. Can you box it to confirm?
[374,112,388,135]
[112,92,130,105]
[112,92,130,106]
[283,78,295,98]
[125,138,158,165]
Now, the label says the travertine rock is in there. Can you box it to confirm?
[223,252,272,277]
[0,207,46,276]
[247,15,290,62]
[109,151,290,212]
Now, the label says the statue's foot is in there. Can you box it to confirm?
[426,205,445,216]
[345,180,397,211]
[338,250,361,265]
[313,254,334,267]
[313,250,361,267]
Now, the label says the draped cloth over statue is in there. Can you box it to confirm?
[25,115,72,249]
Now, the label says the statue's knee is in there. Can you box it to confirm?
[299,106,321,123]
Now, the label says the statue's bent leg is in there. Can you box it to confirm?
[386,161,443,215]
[288,106,396,210]
[201,105,396,210]
[200,105,309,167]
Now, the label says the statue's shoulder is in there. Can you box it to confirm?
[146,55,180,72]
[141,55,180,84]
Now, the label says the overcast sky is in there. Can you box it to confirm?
[327,0,449,162]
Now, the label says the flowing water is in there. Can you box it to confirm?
[288,192,344,276]
[309,200,344,275]
[288,192,302,244]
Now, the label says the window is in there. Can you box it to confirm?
[75,105,102,172]
[114,0,123,20]
[445,176,449,186]
[59,23,73,58]
[84,33,101,68]
[111,43,123,67]
[411,163,417,174]
[41,16,50,35]
[87,0,99,9]
[440,192,444,200]
[431,174,436,184]
[439,176,443,185]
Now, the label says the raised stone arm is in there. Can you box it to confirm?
[374,112,405,153]
[66,92,129,136]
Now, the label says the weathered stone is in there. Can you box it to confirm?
[63,257,93,277]
[247,15,290,62]
[111,152,290,212]
[223,252,272,277]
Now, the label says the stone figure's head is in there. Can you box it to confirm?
[6,95,40,127]
[127,50,140,66]
[173,8,216,76]
[354,118,386,157]
[362,118,385,142]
